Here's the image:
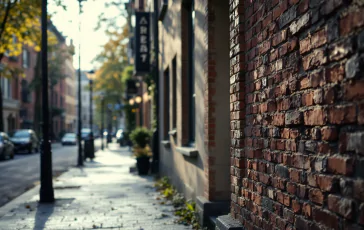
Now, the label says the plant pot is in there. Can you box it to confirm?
[136,156,150,175]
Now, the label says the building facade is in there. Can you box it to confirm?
[1,55,21,133]
[136,0,364,229]
[64,40,77,133]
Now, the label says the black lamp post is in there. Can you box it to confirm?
[85,70,95,159]
[77,0,86,166]
[100,93,105,150]
[40,0,54,203]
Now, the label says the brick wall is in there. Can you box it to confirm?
[230,0,364,229]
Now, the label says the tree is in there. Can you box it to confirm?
[92,25,130,128]
[30,36,71,137]
[0,0,64,131]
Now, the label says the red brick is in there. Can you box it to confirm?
[326,64,344,83]
[302,91,314,106]
[302,49,327,71]
[327,156,354,176]
[272,113,285,126]
[292,199,301,213]
[309,188,324,205]
[328,195,354,219]
[344,80,364,101]
[359,103,364,124]
[302,202,312,218]
[324,86,336,104]
[304,108,326,126]
[328,105,356,124]
[340,9,364,35]
[354,180,364,202]
[298,0,309,14]
[321,126,338,141]
[287,182,297,195]
[272,30,287,47]
[317,175,337,192]
[313,207,339,230]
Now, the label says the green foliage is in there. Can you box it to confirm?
[175,201,199,229]
[132,145,152,158]
[154,177,201,229]
[130,127,151,148]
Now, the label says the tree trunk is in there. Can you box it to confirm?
[33,52,42,137]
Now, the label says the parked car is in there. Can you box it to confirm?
[81,128,91,140]
[61,133,77,146]
[116,129,126,146]
[0,132,14,160]
[10,129,39,154]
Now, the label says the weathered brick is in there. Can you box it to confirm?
[329,38,353,61]
[340,9,364,36]
[304,108,326,126]
[309,188,324,205]
[302,49,327,71]
[285,111,303,125]
[290,13,310,35]
[328,195,354,219]
[313,207,339,230]
[327,156,354,176]
[347,132,364,155]
[328,105,356,124]
[279,5,297,29]
[345,54,363,79]
[321,126,338,141]
[344,80,364,101]
[320,0,343,15]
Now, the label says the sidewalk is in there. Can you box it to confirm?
[0,144,192,230]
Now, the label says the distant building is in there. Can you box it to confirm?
[64,40,77,134]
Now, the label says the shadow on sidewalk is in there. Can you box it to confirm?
[33,203,54,230]
[33,198,74,230]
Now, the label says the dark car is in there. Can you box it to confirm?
[10,129,39,154]
[116,129,126,146]
[81,128,91,140]
[0,132,14,160]
[61,133,77,146]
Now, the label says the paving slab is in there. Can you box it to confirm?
[0,144,192,230]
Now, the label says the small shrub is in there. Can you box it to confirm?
[130,127,152,148]
[132,145,152,158]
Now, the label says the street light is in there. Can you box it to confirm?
[100,92,105,150]
[40,0,54,203]
[85,70,96,159]
[129,98,135,105]
[77,0,87,167]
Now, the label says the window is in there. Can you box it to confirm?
[183,0,195,144]
[1,77,11,99]
[172,57,177,130]
[22,49,30,68]
[163,67,170,139]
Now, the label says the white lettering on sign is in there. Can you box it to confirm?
[140,17,148,25]
[140,26,148,34]
[141,54,147,62]
[140,45,148,53]
[140,35,147,44]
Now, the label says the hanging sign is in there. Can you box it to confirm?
[135,12,150,74]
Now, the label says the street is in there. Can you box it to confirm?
[0,139,102,207]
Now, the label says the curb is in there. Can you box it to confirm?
[0,183,40,218]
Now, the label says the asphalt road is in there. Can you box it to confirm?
[0,139,102,207]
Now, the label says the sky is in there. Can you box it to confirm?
[49,0,127,71]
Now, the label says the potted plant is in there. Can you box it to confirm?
[133,145,152,175]
[130,128,152,175]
